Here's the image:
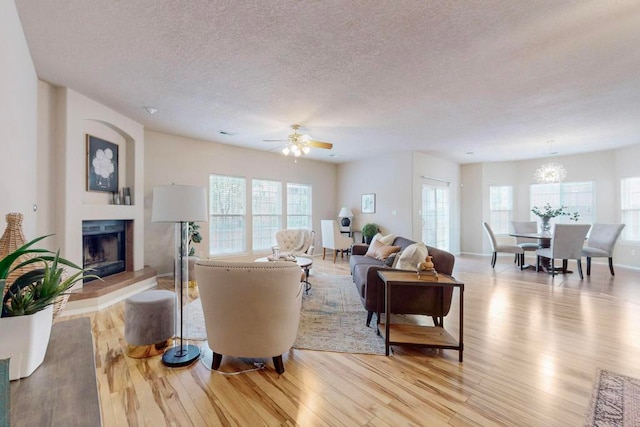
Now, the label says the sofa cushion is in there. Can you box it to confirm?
[395,242,429,271]
[391,236,418,252]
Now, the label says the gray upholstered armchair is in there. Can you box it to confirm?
[582,223,625,276]
[194,260,304,374]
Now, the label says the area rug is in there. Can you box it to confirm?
[585,368,640,426]
[163,274,387,355]
[293,272,387,355]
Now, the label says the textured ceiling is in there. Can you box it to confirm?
[14,0,640,164]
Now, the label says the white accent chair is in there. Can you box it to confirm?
[482,222,524,269]
[582,223,625,276]
[536,224,591,279]
[194,260,303,374]
[320,220,353,263]
[511,220,539,266]
[274,229,315,257]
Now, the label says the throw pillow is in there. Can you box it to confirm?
[370,232,396,246]
[395,242,429,271]
[365,239,384,258]
[374,244,400,262]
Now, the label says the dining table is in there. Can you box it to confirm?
[508,231,569,274]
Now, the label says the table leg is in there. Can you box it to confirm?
[303,266,311,294]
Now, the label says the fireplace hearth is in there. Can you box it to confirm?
[82,220,130,281]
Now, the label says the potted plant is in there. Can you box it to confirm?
[531,203,580,233]
[187,222,202,256]
[361,223,379,244]
[0,235,95,380]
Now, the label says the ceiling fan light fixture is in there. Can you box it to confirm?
[282,146,290,155]
[302,145,310,154]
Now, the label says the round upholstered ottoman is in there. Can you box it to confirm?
[124,290,175,358]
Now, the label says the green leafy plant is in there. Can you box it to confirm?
[1,235,98,317]
[188,222,202,256]
[361,223,379,241]
[531,203,580,221]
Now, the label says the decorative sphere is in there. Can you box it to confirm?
[341,217,351,227]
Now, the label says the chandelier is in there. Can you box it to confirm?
[534,140,567,184]
[534,162,567,183]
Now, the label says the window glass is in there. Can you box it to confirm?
[489,186,513,234]
[287,183,312,229]
[530,182,594,225]
[621,177,640,241]
[209,175,246,254]
[421,184,450,250]
[252,179,282,250]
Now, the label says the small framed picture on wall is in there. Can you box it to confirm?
[361,193,376,214]
[86,134,119,193]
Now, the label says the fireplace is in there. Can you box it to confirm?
[82,220,130,282]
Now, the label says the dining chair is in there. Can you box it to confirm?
[482,222,524,269]
[535,224,591,279]
[510,221,539,266]
[320,220,353,263]
[582,223,625,276]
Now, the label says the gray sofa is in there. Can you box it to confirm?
[350,236,456,326]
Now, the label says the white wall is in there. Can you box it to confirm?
[144,130,337,274]
[0,0,37,238]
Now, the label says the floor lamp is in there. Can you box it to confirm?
[152,184,208,367]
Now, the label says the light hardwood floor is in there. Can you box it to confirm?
[63,253,640,426]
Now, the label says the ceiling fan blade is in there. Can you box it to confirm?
[262,139,288,142]
[306,140,333,149]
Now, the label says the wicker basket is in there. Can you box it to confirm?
[0,213,69,318]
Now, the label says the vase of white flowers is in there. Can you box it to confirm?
[531,203,580,234]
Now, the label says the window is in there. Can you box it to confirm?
[621,177,640,241]
[286,183,312,229]
[489,186,513,234]
[209,175,246,255]
[530,182,594,225]
[252,179,282,250]
[421,184,450,250]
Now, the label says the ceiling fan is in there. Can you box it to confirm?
[263,124,333,157]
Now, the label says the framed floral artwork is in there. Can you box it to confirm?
[86,134,118,192]
[361,193,376,214]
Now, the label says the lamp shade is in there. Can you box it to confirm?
[338,207,353,218]
[152,185,208,222]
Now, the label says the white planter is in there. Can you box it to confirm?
[0,305,53,380]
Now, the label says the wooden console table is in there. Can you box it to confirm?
[377,270,464,362]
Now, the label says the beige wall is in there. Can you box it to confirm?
[144,130,338,274]
[337,152,414,239]
[0,0,38,238]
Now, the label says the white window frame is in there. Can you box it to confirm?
[286,183,312,229]
[621,177,640,242]
[209,174,246,255]
[489,185,513,234]
[421,183,450,251]
[530,181,594,225]
[252,179,282,251]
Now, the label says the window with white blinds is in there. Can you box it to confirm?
[489,186,513,234]
[209,175,246,255]
[252,179,282,250]
[286,183,312,229]
[621,177,640,241]
[421,183,450,251]
[530,182,594,225]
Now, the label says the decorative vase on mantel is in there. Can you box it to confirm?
[540,217,551,234]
